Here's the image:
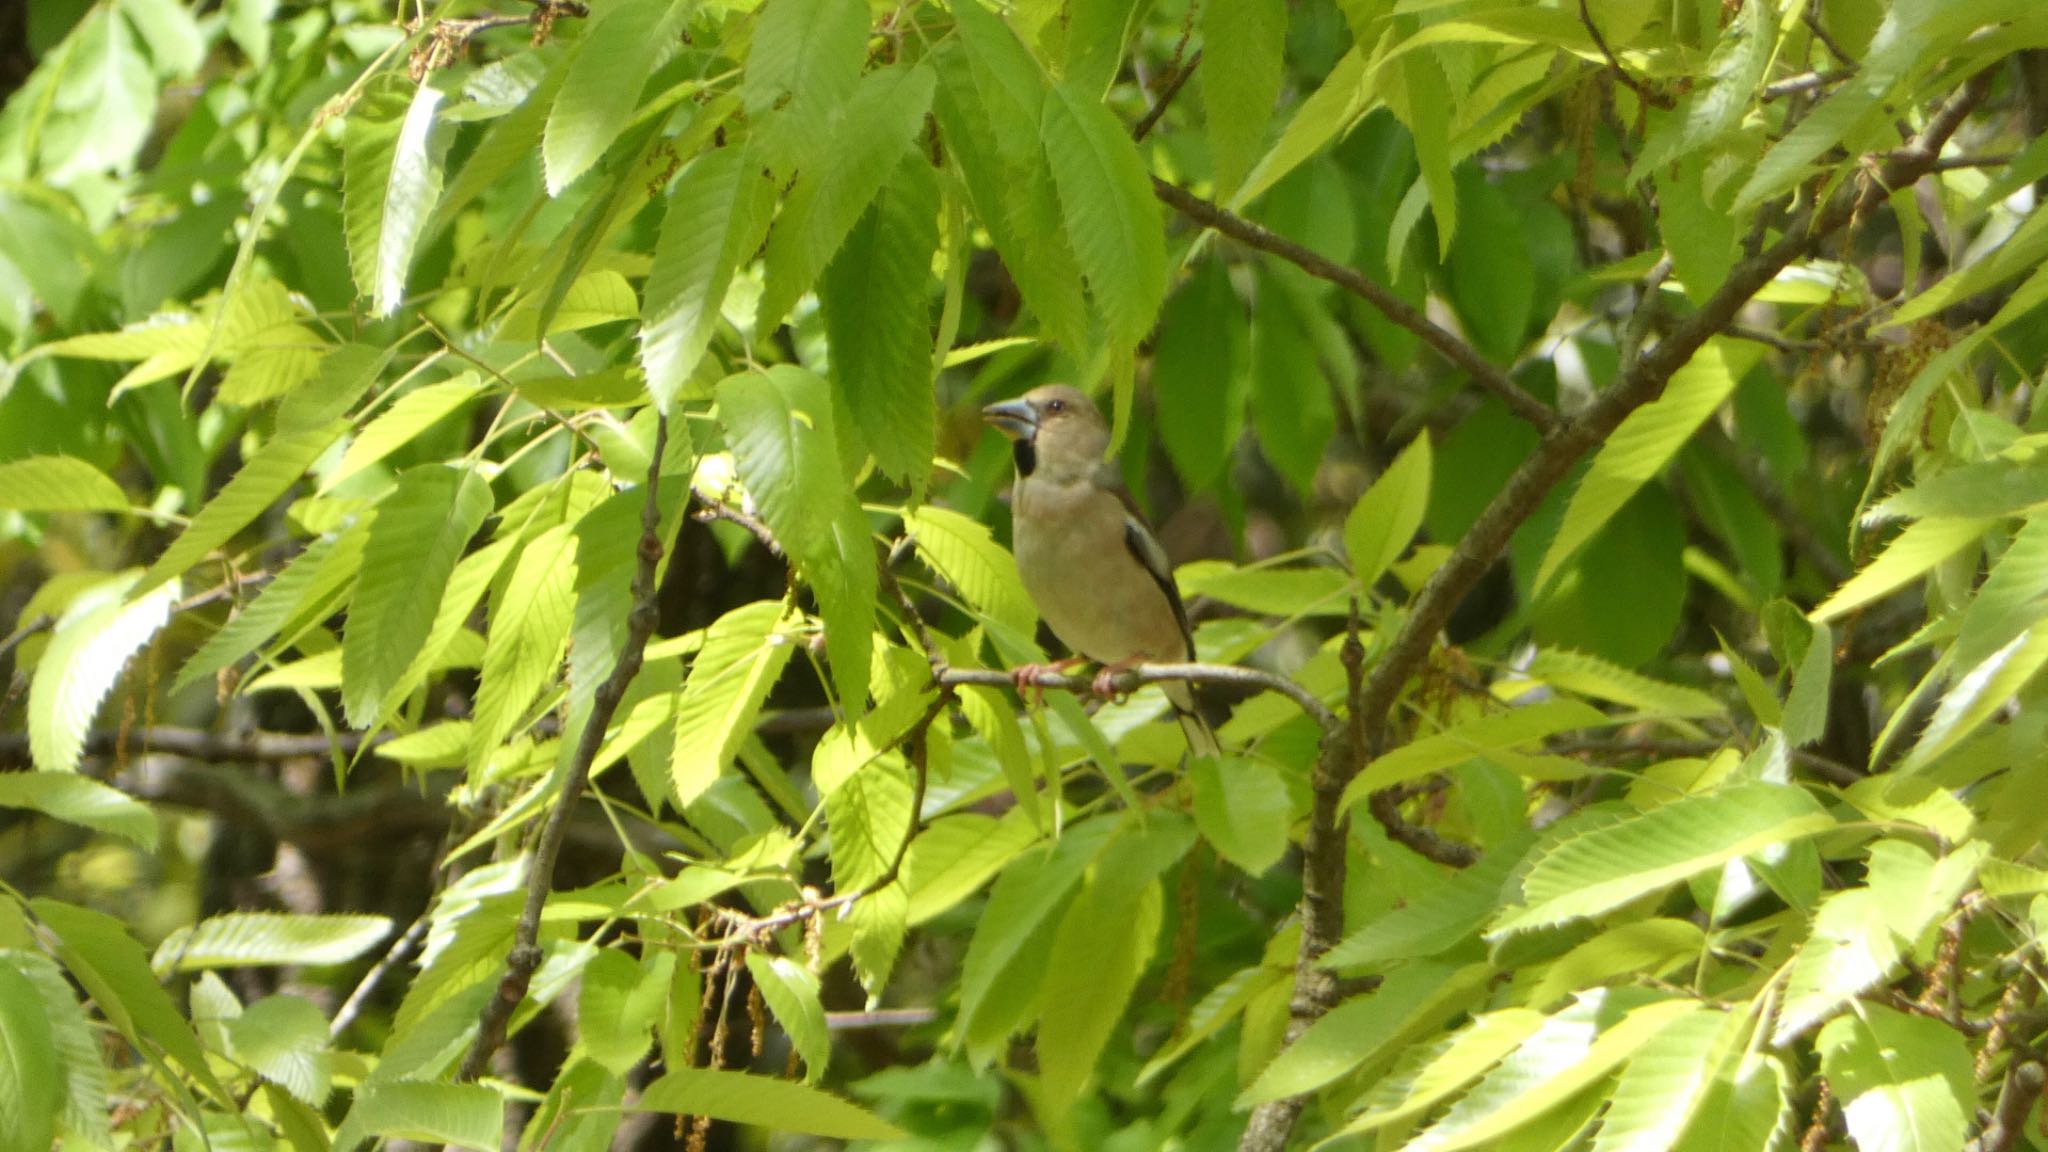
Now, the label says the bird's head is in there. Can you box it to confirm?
[981,384,1108,482]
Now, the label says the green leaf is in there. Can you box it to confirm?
[1779,614,1833,748]
[1525,649,1725,719]
[957,819,1115,1062]
[1891,208,2048,328]
[902,810,1041,924]
[1730,3,1951,213]
[718,367,847,560]
[0,772,156,849]
[1343,700,1609,805]
[1040,869,1162,1127]
[1201,0,1286,201]
[4,951,110,1147]
[1038,817,1192,1121]
[1811,517,1990,624]
[1527,919,1705,1009]
[821,151,940,488]
[343,75,452,317]
[152,913,393,972]
[1898,622,2048,777]
[1492,783,1834,933]
[1537,340,1742,591]
[1672,1054,1790,1152]
[577,948,664,1075]
[174,527,368,695]
[139,420,346,596]
[1867,459,2048,525]
[758,63,937,330]
[331,374,487,486]
[1232,42,1373,212]
[1239,962,1478,1106]
[335,1080,503,1152]
[1320,831,1532,968]
[542,0,675,193]
[1041,80,1168,349]
[640,147,774,412]
[1062,0,1141,97]
[468,526,578,768]
[1386,52,1456,256]
[28,574,180,772]
[227,995,332,1106]
[1632,0,1770,177]
[1816,1006,1973,1152]
[1588,1008,1736,1152]
[1345,434,1433,586]
[1776,888,1902,1042]
[742,0,866,122]
[904,505,1037,636]
[1328,1009,1548,1142]
[1249,265,1337,494]
[0,455,129,512]
[744,953,831,1082]
[1657,155,1738,304]
[31,898,226,1101]
[1153,257,1249,492]
[1191,754,1292,875]
[932,15,1090,353]
[638,1067,905,1140]
[1137,965,1283,1087]
[341,465,495,726]
[1176,560,1353,617]
[670,601,796,806]
[1408,995,1701,1152]
[1952,514,2048,671]
[279,343,393,432]
[0,962,60,1152]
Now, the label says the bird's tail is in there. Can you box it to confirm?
[1165,681,1222,759]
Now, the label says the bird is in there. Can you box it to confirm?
[981,384,1221,759]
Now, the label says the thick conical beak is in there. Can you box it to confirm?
[981,399,1037,441]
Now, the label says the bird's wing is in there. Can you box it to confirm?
[1100,471,1194,655]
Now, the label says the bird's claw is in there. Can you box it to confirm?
[1012,657,1084,708]
[1091,660,1140,703]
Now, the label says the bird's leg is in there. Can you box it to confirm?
[1012,656,1086,707]
[1090,655,1147,703]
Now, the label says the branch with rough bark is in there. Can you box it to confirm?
[457,415,671,1082]
[1234,66,1997,1152]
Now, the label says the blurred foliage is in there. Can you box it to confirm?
[1,0,2048,1148]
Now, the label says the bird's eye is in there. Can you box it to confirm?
[1046,399,1066,414]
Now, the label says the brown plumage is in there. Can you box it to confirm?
[982,384,1221,758]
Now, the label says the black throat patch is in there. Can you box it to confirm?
[1012,439,1037,477]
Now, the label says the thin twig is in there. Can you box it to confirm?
[825,1008,937,1030]
[0,613,50,670]
[1803,1,1858,66]
[330,915,431,1039]
[937,663,1338,734]
[1763,70,1853,102]
[457,414,672,1082]
[1976,1063,2046,1152]
[1150,179,1560,434]
[1133,48,1202,142]
[1577,0,1673,109]
[1926,153,2017,173]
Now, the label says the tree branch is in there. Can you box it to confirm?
[457,414,672,1082]
[1150,178,1562,435]
[936,662,1339,734]
[1133,48,1201,142]
[1236,67,1998,1152]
